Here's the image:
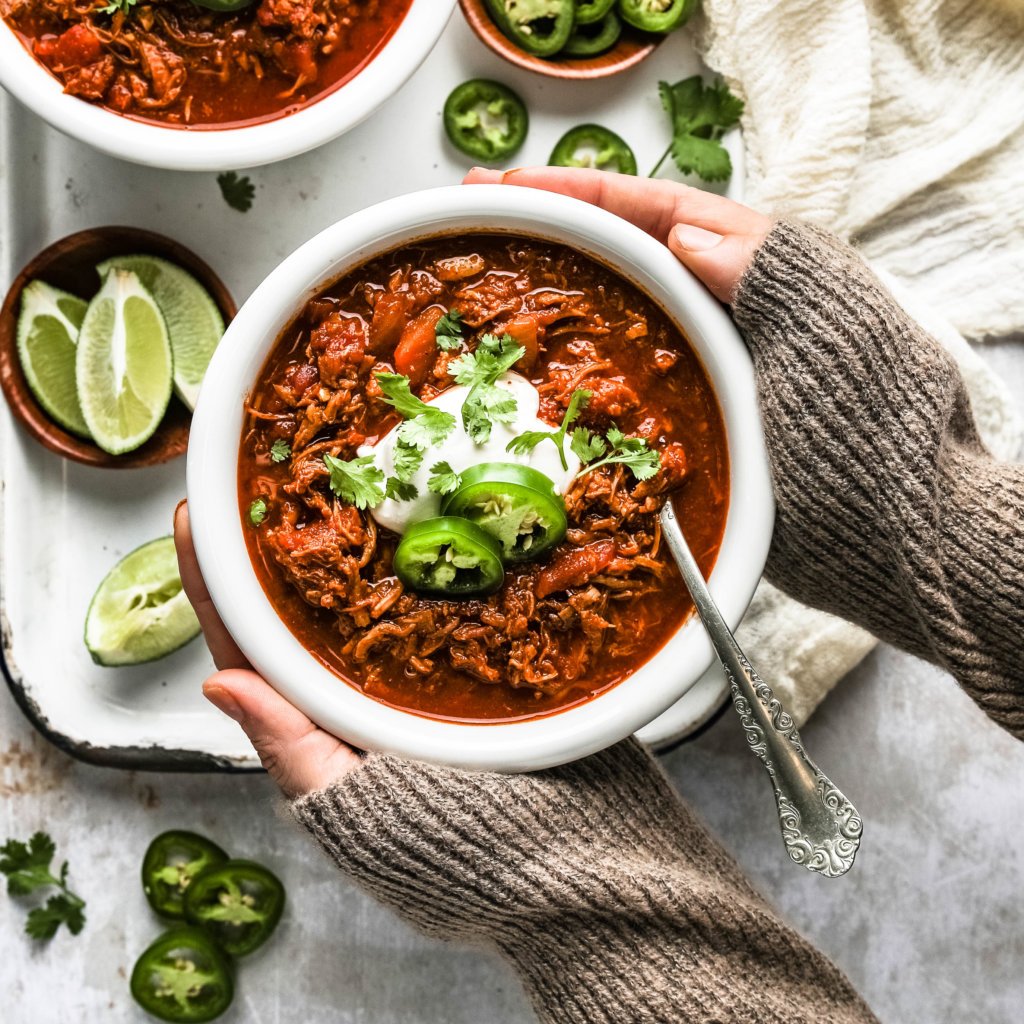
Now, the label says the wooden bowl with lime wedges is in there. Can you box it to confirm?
[0,227,235,469]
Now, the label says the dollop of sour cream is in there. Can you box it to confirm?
[359,373,580,535]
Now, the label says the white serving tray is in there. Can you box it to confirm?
[0,12,738,769]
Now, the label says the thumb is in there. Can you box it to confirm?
[668,223,767,303]
[203,669,362,798]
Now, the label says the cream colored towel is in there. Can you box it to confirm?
[698,0,1024,724]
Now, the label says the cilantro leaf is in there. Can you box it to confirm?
[385,477,419,502]
[576,426,661,482]
[324,454,385,509]
[269,439,291,463]
[427,461,462,496]
[569,427,607,464]
[2,832,86,941]
[435,309,464,351]
[25,893,86,940]
[448,333,525,443]
[650,77,744,183]
[99,0,137,14]
[375,372,456,461]
[506,389,591,470]
[393,440,425,484]
[1,832,57,896]
[217,171,255,213]
[248,498,268,525]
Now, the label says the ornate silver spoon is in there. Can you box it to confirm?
[659,502,863,877]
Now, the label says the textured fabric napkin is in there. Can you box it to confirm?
[696,0,1024,724]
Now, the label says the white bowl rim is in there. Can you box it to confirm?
[187,184,775,772]
[0,1,456,171]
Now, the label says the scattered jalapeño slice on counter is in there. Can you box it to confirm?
[441,463,568,563]
[443,79,529,161]
[393,517,505,597]
[549,123,637,175]
[142,831,229,920]
[130,927,234,1024]
[183,860,286,957]
[575,0,617,25]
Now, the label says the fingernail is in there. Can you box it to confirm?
[204,683,245,723]
[671,224,724,252]
[174,498,187,521]
[500,168,525,182]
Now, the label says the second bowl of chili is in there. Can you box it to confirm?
[187,184,774,771]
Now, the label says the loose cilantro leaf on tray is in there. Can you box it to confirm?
[427,461,462,496]
[435,308,464,351]
[217,171,255,213]
[1,832,86,941]
[324,454,385,509]
[269,439,291,463]
[448,333,525,443]
[507,388,591,470]
[574,425,661,482]
[650,77,744,183]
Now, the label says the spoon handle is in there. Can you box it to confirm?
[660,505,863,877]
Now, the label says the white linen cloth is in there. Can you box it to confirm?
[697,0,1024,724]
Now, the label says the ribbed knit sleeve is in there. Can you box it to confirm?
[293,739,877,1024]
[733,220,1024,739]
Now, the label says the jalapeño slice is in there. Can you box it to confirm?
[443,79,529,162]
[485,0,576,57]
[130,927,233,1023]
[576,0,617,24]
[549,123,637,174]
[142,831,229,920]
[394,517,505,597]
[441,463,568,563]
[183,860,286,957]
[618,0,696,34]
[564,11,622,56]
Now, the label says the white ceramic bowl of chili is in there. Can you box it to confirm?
[0,1,456,172]
[188,185,775,771]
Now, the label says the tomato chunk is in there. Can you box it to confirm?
[37,24,103,68]
[394,305,444,388]
[535,540,616,599]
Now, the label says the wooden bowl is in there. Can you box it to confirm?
[459,0,661,79]
[0,227,236,469]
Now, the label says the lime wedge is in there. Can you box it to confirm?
[16,280,91,438]
[98,254,224,411]
[85,537,200,666]
[76,269,173,455]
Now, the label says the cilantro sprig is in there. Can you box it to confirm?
[506,389,591,471]
[427,461,462,496]
[448,333,525,443]
[572,426,661,482]
[375,372,456,483]
[435,308,464,351]
[649,77,744,183]
[1,832,86,941]
[324,454,385,509]
[385,477,418,502]
[269,439,291,463]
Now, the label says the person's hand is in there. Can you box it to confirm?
[463,167,772,303]
[174,501,361,798]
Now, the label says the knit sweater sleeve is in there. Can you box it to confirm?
[293,739,876,1024]
[733,220,1024,738]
